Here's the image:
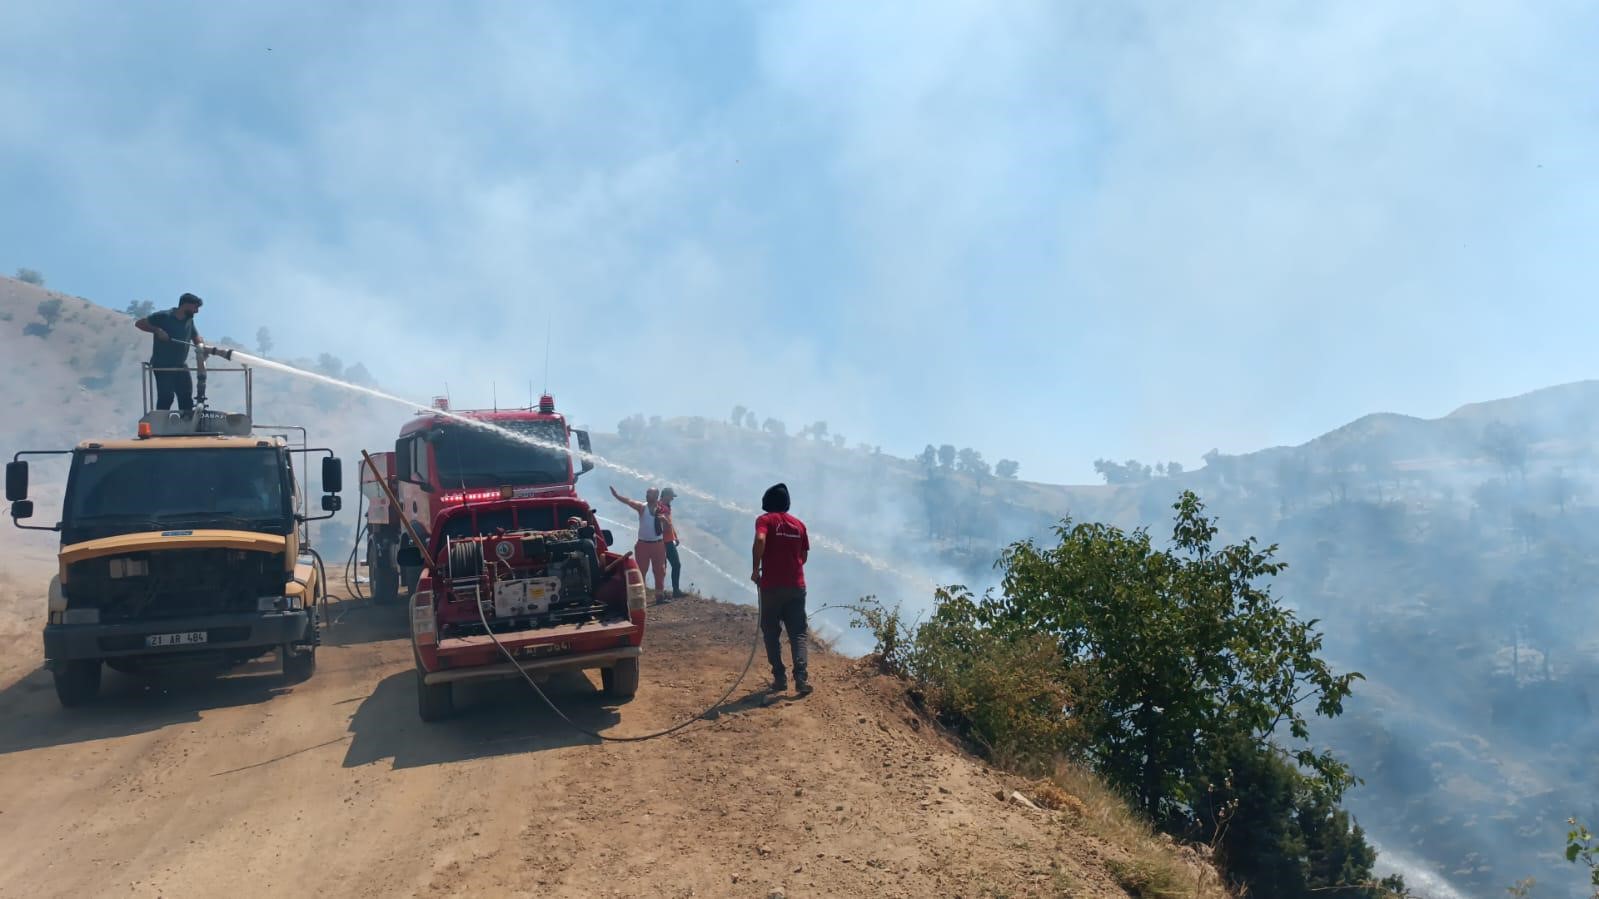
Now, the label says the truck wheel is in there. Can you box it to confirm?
[603,657,640,700]
[416,669,454,722]
[282,644,316,682]
[53,660,102,707]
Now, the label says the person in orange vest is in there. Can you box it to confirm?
[658,487,685,598]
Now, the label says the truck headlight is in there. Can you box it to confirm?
[62,609,100,625]
[257,596,288,612]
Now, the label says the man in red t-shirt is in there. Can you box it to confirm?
[752,482,811,695]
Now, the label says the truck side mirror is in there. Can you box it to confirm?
[397,546,423,568]
[395,441,412,481]
[601,529,614,546]
[10,500,33,520]
[321,457,343,493]
[5,460,27,502]
[575,430,594,475]
[321,494,342,512]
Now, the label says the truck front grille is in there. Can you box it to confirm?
[68,549,283,623]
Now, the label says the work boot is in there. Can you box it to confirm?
[656,593,671,605]
[770,674,788,693]
[795,678,813,696]
[673,590,686,598]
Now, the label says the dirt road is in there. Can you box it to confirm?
[0,588,1136,898]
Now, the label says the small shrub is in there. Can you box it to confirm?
[1568,818,1599,896]
[15,267,44,285]
[849,595,910,674]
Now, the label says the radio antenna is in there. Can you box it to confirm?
[542,308,552,395]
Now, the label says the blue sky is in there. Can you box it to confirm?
[3,0,1596,483]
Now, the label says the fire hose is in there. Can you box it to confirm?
[473,582,761,743]
[356,452,763,742]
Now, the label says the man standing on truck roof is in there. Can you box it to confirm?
[611,485,670,604]
[752,483,811,696]
[659,487,685,599]
[133,292,205,414]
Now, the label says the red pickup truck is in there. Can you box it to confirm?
[400,494,646,721]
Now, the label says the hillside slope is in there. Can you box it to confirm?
[0,594,1209,898]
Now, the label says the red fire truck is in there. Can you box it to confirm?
[399,493,646,720]
[361,394,594,603]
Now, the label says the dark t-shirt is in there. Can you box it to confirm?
[147,308,195,368]
[755,511,808,589]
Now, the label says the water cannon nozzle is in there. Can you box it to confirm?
[203,345,234,361]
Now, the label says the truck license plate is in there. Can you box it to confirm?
[516,642,568,659]
[146,631,208,647]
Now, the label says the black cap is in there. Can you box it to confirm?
[761,483,790,513]
[179,292,204,308]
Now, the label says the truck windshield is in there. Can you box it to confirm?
[433,420,571,488]
[65,448,289,524]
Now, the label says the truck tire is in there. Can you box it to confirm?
[369,537,398,605]
[53,660,102,707]
[282,643,316,682]
[603,657,640,700]
[416,669,453,722]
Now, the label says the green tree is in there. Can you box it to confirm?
[731,404,746,426]
[14,267,44,285]
[315,353,343,379]
[918,445,938,468]
[937,444,956,469]
[762,417,786,437]
[1093,458,1152,484]
[255,326,274,356]
[1482,421,1528,481]
[36,298,62,328]
[1544,468,1581,514]
[980,491,1361,820]
[123,300,155,318]
[1193,732,1402,898]
[1276,453,1313,511]
[956,447,990,477]
[996,459,1020,479]
[862,490,1388,899]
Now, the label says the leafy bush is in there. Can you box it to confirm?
[848,595,910,674]
[854,491,1397,899]
[909,592,1083,769]
[37,298,62,327]
[1569,819,1599,896]
[15,267,44,285]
